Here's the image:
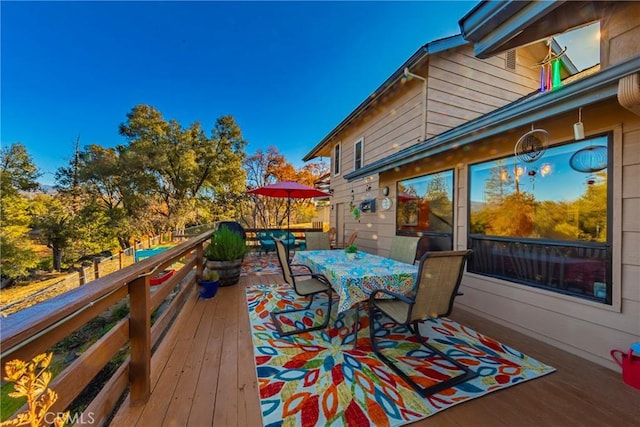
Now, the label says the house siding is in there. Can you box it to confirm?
[327,43,545,253]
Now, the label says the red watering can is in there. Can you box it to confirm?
[610,343,640,390]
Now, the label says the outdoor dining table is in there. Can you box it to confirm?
[293,249,419,347]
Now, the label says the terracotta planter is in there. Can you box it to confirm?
[205,259,242,286]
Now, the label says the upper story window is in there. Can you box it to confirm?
[333,143,341,176]
[467,134,611,304]
[396,169,454,251]
[354,138,364,170]
[554,22,600,72]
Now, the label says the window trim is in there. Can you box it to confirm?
[333,143,341,176]
[353,137,364,171]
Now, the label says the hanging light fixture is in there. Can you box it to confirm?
[570,145,608,173]
[573,107,585,140]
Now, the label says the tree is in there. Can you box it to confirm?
[118,105,248,231]
[242,146,327,228]
[483,159,514,206]
[1,142,40,196]
[30,194,75,271]
[56,144,149,248]
[0,143,40,281]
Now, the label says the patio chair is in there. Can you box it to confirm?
[304,232,331,250]
[332,230,358,249]
[270,238,333,337]
[328,227,337,246]
[369,249,476,397]
[389,235,419,264]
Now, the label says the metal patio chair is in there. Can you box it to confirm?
[389,235,419,264]
[304,232,331,251]
[369,249,476,397]
[270,238,333,337]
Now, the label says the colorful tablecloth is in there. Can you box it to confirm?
[294,250,418,313]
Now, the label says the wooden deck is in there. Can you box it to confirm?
[110,273,639,426]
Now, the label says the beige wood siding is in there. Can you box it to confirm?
[601,2,640,69]
[425,45,540,138]
[327,44,545,254]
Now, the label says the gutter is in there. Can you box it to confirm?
[344,56,640,181]
[302,35,467,162]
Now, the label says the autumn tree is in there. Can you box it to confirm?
[243,146,327,228]
[0,143,40,281]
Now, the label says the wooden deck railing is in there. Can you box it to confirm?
[0,230,214,425]
[244,226,323,247]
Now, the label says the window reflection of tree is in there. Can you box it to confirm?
[397,171,453,232]
[471,139,608,243]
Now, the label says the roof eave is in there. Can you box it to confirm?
[344,56,640,181]
[459,1,566,58]
[302,35,467,162]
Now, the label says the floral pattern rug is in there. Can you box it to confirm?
[241,252,308,276]
[246,283,555,427]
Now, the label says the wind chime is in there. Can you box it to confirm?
[539,41,566,93]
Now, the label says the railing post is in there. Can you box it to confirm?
[119,251,124,269]
[129,275,151,406]
[196,244,204,281]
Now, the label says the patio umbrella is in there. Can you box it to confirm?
[247,181,331,252]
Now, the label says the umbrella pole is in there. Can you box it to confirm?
[287,195,291,257]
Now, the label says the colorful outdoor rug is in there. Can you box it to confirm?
[246,283,555,427]
[241,252,309,276]
[241,252,282,276]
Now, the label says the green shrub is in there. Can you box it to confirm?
[204,226,250,261]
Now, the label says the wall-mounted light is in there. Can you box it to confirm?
[574,107,585,140]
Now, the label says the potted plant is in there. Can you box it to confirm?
[344,244,358,261]
[199,268,220,299]
[204,226,250,286]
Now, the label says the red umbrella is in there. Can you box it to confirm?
[247,181,331,249]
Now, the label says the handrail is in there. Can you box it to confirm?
[0,229,214,424]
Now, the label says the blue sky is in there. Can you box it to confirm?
[1,1,475,185]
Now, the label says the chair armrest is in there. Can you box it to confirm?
[292,272,330,284]
[369,288,414,304]
[290,263,312,273]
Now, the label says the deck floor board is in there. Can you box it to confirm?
[110,273,640,426]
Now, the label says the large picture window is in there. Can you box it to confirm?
[396,169,454,251]
[468,134,611,304]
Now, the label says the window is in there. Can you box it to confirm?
[333,143,341,176]
[396,169,454,251]
[467,134,611,304]
[354,138,364,170]
[554,22,600,72]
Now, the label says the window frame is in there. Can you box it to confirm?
[333,143,341,176]
[353,137,364,171]
[466,132,613,305]
[395,168,455,252]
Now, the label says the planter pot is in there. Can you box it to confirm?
[346,252,356,261]
[199,280,219,299]
[205,259,243,286]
